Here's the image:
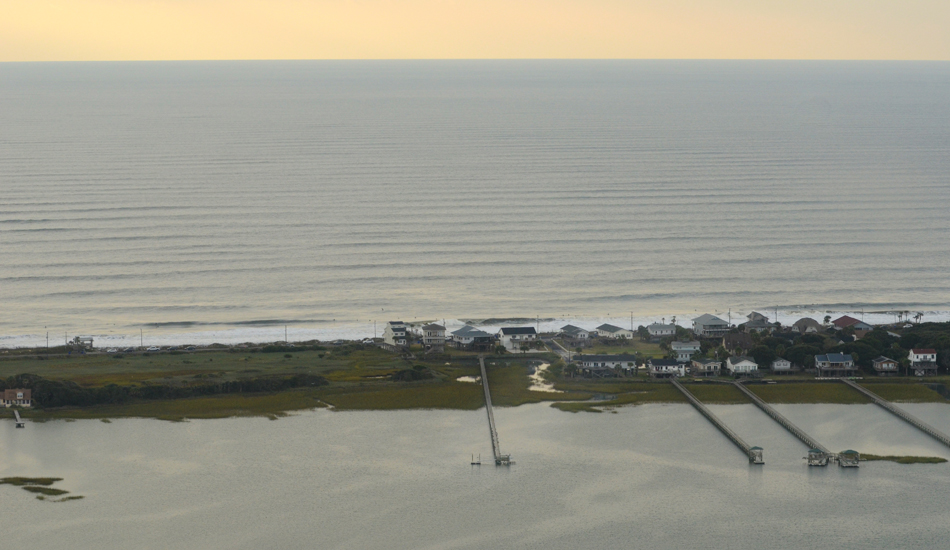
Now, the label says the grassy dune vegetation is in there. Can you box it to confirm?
[859,383,947,402]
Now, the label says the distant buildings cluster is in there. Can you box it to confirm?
[375,311,939,380]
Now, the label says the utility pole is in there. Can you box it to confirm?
[285,325,288,343]
[46,331,49,353]
[630,311,633,331]
[140,328,143,349]
[374,320,377,339]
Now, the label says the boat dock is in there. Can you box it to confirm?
[841,379,950,448]
[671,379,763,464]
[479,356,512,465]
[14,410,26,428]
[732,381,838,466]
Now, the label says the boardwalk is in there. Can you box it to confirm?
[478,356,511,465]
[14,409,26,428]
[841,379,950,448]
[672,379,763,464]
[732,381,835,465]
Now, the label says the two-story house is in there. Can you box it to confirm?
[382,321,409,347]
[693,314,730,338]
[671,340,702,362]
[648,358,686,378]
[725,356,758,376]
[908,349,938,376]
[449,325,495,351]
[872,356,899,376]
[498,327,538,350]
[1,389,31,408]
[815,353,857,377]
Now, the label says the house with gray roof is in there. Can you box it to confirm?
[596,324,634,339]
[450,325,495,351]
[815,353,857,377]
[560,324,591,340]
[671,340,702,362]
[693,314,730,338]
[791,317,822,334]
[646,322,676,341]
[498,327,538,350]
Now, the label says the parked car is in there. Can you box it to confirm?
[186,346,196,351]
[106,348,118,353]
[122,347,135,352]
[146,346,160,351]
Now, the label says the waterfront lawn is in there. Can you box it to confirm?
[565,340,664,358]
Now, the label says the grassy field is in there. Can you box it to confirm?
[683,383,749,404]
[564,340,664,358]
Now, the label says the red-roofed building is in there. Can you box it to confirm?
[832,315,872,331]
[908,349,938,376]
[2,389,31,408]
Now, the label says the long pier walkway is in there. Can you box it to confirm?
[479,356,511,465]
[841,379,950,448]
[672,379,763,464]
[733,381,833,465]
[14,409,26,428]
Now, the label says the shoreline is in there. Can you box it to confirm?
[4,308,950,349]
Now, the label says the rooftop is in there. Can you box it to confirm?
[500,327,537,336]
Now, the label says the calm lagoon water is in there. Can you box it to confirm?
[2,61,950,346]
[3,402,950,549]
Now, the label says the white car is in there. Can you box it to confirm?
[106,348,118,353]
[146,346,161,351]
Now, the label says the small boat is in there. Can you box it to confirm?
[471,454,481,465]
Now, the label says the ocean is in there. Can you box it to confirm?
[2,61,950,347]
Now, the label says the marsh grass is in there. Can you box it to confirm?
[684,383,748,404]
[22,486,69,496]
[0,477,62,486]
[748,383,872,404]
[862,454,948,464]
[859,383,948,403]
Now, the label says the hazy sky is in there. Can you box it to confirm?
[3,1,949,61]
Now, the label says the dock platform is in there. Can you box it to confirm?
[672,379,763,464]
[14,409,26,428]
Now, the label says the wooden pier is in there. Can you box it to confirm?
[14,410,26,428]
[672,379,763,464]
[732,381,837,466]
[478,356,512,465]
[841,379,950,448]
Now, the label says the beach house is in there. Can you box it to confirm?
[559,324,591,340]
[498,327,538,350]
[908,349,938,376]
[1,389,31,408]
[646,322,676,340]
[771,358,792,373]
[691,358,722,377]
[648,358,686,378]
[421,324,445,352]
[671,340,702,362]
[722,333,754,355]
[871,356,899,376]
[449,325,495,351]
[382,321,409,347]
[815,353,857,377]
[832,315,872,331]
[692,314,730,338]
[575,354,638,376]
[742,312,773,333]
[596,324,634,339]
[725,356,758,376]
[791,317,822,333]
